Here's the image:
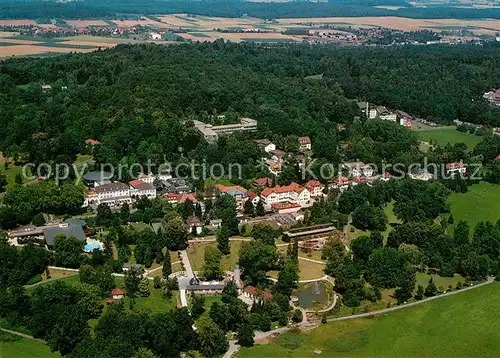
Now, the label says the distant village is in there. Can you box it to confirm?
[1,19,496,46]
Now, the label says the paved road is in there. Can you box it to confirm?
[224,340,240,358]
[179,250,194,278]
[178,250,194,307]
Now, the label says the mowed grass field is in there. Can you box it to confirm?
[187,241,243,272]
[417,127,482,150]
[0,332,59,358]
[239,282,500,357]
[448,182,500,230]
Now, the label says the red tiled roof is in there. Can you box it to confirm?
[305,180,322,190]
[383,172,393,178]
[446,162,464,169]
[299,136,311,144]
[85,138,101,145]
[247,191,257,200]
[186,215,201,226]
[129,180,155,190]
[496,155,500,160]
[112,288,125,296]
[270,149,286,158]
[215,184,247,194]
[244,286,273,300]
[261,182,306,198]
[335,176,350,184]
[271,202,301,211]
[253,177,272,187]
[166,192,197,204]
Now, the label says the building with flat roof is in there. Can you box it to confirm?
[193,117,257,143]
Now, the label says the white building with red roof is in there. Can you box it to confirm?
[446,162,466,175]
[129,180,157,199]
[379,172,393,182]
[93,182,131,207]
[305,180,323,198]
[299,136,312,151]
[260,182,311,207]
[330,176,351,192]
[165,192,197,205]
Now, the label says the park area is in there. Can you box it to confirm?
[238,282,500,357]
[448,182,500,230]
[417,127,482,150]
[0,331,59,358]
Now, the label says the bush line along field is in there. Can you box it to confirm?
[239,282,500,357]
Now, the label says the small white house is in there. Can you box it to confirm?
[112,288,125,300]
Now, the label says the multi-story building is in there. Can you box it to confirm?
[215,184,248,210]
[343,162,374,178]
[329,176,351,192]
[193,117,258,143]
[129,180,157,199]
[446,162,466,175]
[483,89,500,106]
[396,110,413,127]
[370,106,397,122]
[137,172,155,184]
[254,139,276,153]
[305,180,323,198]
[260,182,311,207]
[93,182,131,207]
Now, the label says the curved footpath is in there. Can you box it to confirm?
[225,277,495,358]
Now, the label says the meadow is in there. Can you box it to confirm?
[0,331,59,358]
[417,127,482,150]
[448,182,500,230]
[239,282,500,357]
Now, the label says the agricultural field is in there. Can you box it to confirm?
[0,33,165,58]
[239,282,500,357]
[448,182,500,230]
[0,331,59,358]
[276,16,500,35]
[417,127,483,150]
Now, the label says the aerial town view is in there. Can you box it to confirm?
[1,0,500,357]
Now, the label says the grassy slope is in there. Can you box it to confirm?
[0,333,59,358]
[239,282,500,357]
[417,128,482,150]
[448,182,500,230]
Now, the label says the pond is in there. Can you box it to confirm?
[295,281,328,309]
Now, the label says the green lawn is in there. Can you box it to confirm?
[415,272,465,290]
[418,127,482,150]
[188,241,242,272]
[448,182,500,230]
[0,332,59,358]
[382,201,401,243]
[113,277,179,314]
[239,282,500,357]
[0,161,25,186]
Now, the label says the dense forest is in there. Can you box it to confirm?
[1,42,500,167]
[4,0,500,20]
